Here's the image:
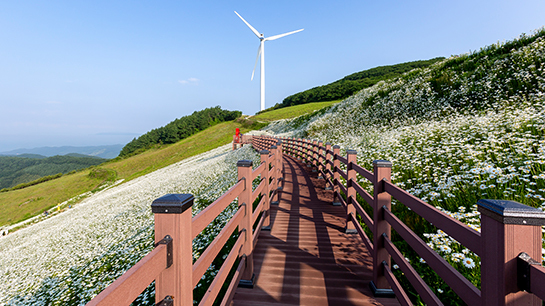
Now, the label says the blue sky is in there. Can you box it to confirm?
[1,0,544,151]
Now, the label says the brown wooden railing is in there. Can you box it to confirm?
[270,135,545,306]
[87,133,545,306]
[86,139,282,306]
[232,134,254,150]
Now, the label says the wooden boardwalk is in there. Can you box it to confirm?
[231,155,400,306]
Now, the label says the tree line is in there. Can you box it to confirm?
[0,155,107,190]
[269,57,445,111]
[119,106,242,157]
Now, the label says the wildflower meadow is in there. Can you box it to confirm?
[264,28,545,304]
[0,144,259,305]
[2,27,545,306]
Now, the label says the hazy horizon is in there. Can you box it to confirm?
[0,133,138,152]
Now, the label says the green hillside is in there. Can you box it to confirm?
[271,57,444,111]
[0,102,332,228]
[265,28,545,305]
[3,24,545,306]
[0,155,108,190]
[119,106,242,157]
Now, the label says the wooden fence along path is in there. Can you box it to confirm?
[231,153,399,305]
[86,134,545,306]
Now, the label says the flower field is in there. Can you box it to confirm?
[264,29,545,304]
[2,27,545,306]
[0,144,259,305]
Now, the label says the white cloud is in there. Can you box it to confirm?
[178,77,199,85]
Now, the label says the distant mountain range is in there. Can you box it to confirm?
[0,144,123,159]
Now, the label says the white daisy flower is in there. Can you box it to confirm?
[463,257,475,269]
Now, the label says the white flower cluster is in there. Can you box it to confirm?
[0,144,259,305]
[264,30,545,277]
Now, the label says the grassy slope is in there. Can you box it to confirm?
[0,155,108,190]
[252,101,338,122]
[0,102,334,227]
[276,58,444,109]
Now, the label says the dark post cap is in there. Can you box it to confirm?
[152,194,194,214]
[325,142,331,145]
[237,160,253,167]
[271,145,277,149]
[276,140,282,145]
[333,145,341,149]
[477,199,545,225]
[260,149,270,155]
[347,149,357,155]
[373,160,392,168]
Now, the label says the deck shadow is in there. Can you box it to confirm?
[231,155,400,306]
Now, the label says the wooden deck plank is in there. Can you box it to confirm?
[231,155,400,306]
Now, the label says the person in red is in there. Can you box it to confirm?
[233,128,241,150]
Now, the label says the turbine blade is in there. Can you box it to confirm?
[234,11,261,38]
[251,44,262,81]
[265,28,304,41]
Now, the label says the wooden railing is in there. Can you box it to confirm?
[86,139,282,306]
[232,134,254,150]
[267,135,545,306]
[87,132,545,306]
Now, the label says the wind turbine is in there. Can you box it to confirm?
[235,11,303,111]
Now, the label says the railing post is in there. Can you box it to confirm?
[370,160,394,297]
[237,160,255,287]
[312,140,318,172]
[325,143,332,190]
[302,138,307,165]
[270,145,278,192]
[260,150,271,230]
[332,145,341,206]
[152,194,194,306]
[317,141,324,179]
[270,145,279,206]
[276,140,283,188]
[478,199,545,305]
[301,138,307,163]
[297,138,303,160]
[346,150,357,234]
[306,139,313,168]
[302,138,307,162]
[289,137,295,156]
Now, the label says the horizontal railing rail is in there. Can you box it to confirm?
[265,135,545,306]
[91,131,545,306]
[383,180,482,256]
[87,136,283,306]
[518,252,545,301]
[86,242,171,306]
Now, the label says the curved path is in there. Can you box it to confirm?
[232,155,400,305]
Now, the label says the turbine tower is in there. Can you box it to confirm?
[235,11,303,111]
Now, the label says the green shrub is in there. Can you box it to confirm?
[88,168,117,182]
